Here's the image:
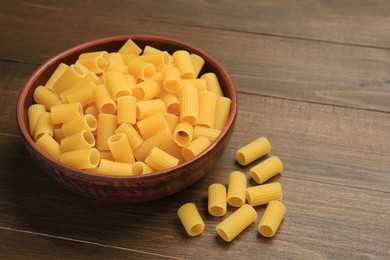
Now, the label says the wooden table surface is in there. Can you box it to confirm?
[1,1,389,259]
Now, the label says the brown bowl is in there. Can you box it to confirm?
[16,35,237,203]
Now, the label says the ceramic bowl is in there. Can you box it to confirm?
[16,35,237,202]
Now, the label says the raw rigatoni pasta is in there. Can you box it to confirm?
[173,50,195,79]
[227,171,247,207]
[190,53,205,78]
[76,55,107,74]
[94,84,117,114]
[45,63,68,90]
[236,136,271,166]
[140,51,170,71]
[163,143,184,162]
[132,79,160,101]
[52,64,86,94]
[158,92,180,115]
[179,83,198,125]
[250,156,284,184]
[246,182,283,207]
[96,114,117,151]
[50,102,83,124]
[136,99,166,120]
[181,136,211,161]
[198,91,217,128]
[216,204,257,242]
[61,114,97,137]
[178,203,205,236]
[208,183,227,217]
[144,147,179,171]
[214,97,231,130]
[163,113,180,133]
[116,96,136,124]
[36,133,61,160]
[132,161,155,175]
[65,80,97,107]
[60,130,95,153]
[258,200,286,238]
[34,112,54,141]
[117,39,142,57]
[127,58,156,80]
[33,86,62,111]
[133,127,174,161]
[97,159,133,176]
[105,70,132,100]
[201,72,223,97]
[181,79,207,92]
[137,112,168,140]
[163,66,181,93]
[193,126,221,142]
[114,123,143,150]
[59,148,100,170]
[28,104,46,136]
[173,122,193,147]
[107,133,135,164]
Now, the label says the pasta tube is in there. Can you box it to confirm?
[52,64,86,94]
[201,72,223,97]
[116,96,136,124]
[96,114,117,150]
[59,148,100,169]
[33,86,62,111]
[208,183,227,217]
[61,114,97,137]
[34,112,54,141]
[132,161,155,175]
[250,156,284,184]
[163,66,181,93]
[178,203,205,236]
[172,50,195,79]
[227,171,247,207]
[144,147,179,171]
[36,133,61,160]
[137,111,168,140]
[133,128,174,162]
[214,97,231,130]
[181,136,211,161]
[136,99,166,120]
[216,204,257,242]
[179,83,198,126]
[98,159,133,176]
[198,91,217,128]
[127,58,155,80]
[246,182,283,207]
[132,79,160,101]
[158,92,180,115]
[190,53,205,78]
[118,39,142,57]
[107,133,135,164]
[173,122,193,147]
[115,123,143,150]
[193,126,221,142]
[28,104,46,136]
[236,136,271,166]
[44,63,68,90]
[94,84,117,114]
[258,200,286,238]
[105,70,132,100]
[51,102,83,125]
[60,130,95,153]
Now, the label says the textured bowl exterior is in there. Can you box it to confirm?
[16,35,237,203]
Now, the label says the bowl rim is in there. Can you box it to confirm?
[16,34,237,181]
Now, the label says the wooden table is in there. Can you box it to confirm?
[1,1,389,259]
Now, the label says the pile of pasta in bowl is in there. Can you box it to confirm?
[17,35,237,202]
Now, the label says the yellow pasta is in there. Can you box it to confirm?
[190,53,205,79]
[143,45,162,55]
[79,51,108,60]
[103,52,126,66]
[145,147,179,171]
[140,51,170,71]
[250,156,284,184]
[193,126,221,142]
[97,159,133,176]
[163,143,184,163]
[258,200,286,238]
[227,171,247,207]
[216,204,257,242]
[132,161,155,175]
[99,150,114,161]
[179,83,198,125]
[34,112,54,141]
[158,92,180,115]
[117,39,142,58]
[123,53,138,65]
[104,59,128,74]
[236,136,271,166]
[53,127,65,143]
[163,66,181,93]
[60,130,95,153]
[114,123,143,150]
[208,183,227,217]
[152,70,164,86]
[125,74,137,89]
[59,148,100,169]
[133,127,174,162]
[84,104,100,120]
[136,99,166,120]
[28,104,46,136]
[107,133,135,164]
[177,203,205,237]
[116,96,136,124]
[61,114,97,137]
[201,72,223,97]
[33,86,62,111]
[51,102,83,124]
[52,64,86,94]
[65,80,97,107]
[181,136,211,161]
[94,84,117,114]
[163,112,180,133]
[181,79,207,92]
[214,96,231,130]
[105,70,132,100]
[76,55,107,74]
[198,91,217,128]
[172,50,195,79]
[36,133,61,160]
[246,182,283,207]
[137,111,168,140]
[127,58,156,80]
[173,122,193,147]
[96,114,117,150]
[132,79,160,101]
[44,63,68,90]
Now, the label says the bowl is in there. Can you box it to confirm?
[16,35,237,203]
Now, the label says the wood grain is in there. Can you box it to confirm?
[1,0,389,259]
